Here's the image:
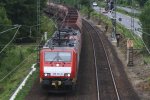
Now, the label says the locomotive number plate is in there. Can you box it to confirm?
[51,73,64,76]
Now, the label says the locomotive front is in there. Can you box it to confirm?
[40,48,77,90]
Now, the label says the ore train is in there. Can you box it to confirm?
[40,3,82,91]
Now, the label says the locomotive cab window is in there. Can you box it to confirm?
[44,52,71,62]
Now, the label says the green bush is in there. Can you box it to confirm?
[41,15,56,38]
[139,0,150,51]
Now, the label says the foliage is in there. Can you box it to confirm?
[117,0,141,7]
[79,0,90,7]
[136,0,148,7]
[80,0,93,18]
[80,6,89,15]
[0,45,36,100]
[0,46,33,80]
[0,18,55,99]
[0,6,12,61]
[0,6,11,25]
[51,0,80,8]
[62,0,76,6]
[139,0,150,50]
[97,1,106,8]
[15,68,38,100]
[0,0,47,41]
[0,6,12,45]
[40,15,56,38]
[117,0,131,6]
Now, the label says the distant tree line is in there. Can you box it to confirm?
[0,0,46,44]
[0,6,12,54]
[0,0,47,63]
[139,0,150,51]
[117,0,149,7]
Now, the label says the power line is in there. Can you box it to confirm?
[136,30,150,54]
[129,26,150,55]
[0,26,19,35]
[138,30,150,36]
[0,53,34,82]
[0,25,21,54]
[140,39,150,54]
[0,24,18,27]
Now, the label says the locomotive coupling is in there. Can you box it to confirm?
[52,81,62,88]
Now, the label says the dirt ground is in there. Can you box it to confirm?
[89,18,150,100]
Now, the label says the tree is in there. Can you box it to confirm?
[136,0,148,7]
[79,0,93,19]
[0,6,12,48]
[0,6,12,61]
[139,0,150,50]
[0,0,46,42]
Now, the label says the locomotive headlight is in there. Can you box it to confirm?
[44,73,48,76]
[64,73,71,77]
[68,73,71,77]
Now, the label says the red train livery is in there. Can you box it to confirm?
[40,3,82,91]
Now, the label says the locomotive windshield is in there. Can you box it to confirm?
[44,52,71,62]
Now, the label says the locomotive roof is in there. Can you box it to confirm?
[43,28,80,49]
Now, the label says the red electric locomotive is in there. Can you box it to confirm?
[40,4,82,91]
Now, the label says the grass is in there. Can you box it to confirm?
[0,45,34,79]
[0,16,56,100]
[0,45,37,100]
[97,1,106,8]
[143,52,150,64]
[14,67,39,100]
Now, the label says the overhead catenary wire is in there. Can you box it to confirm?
[0,25,21,54]
[0,53,34,82]
[0,6,60,47]
[1,28,36,83]
[0,18,56,41]
[127,0,144,47]
[0,26,19,35]
[0,1,77,82]
[130,0,150,54]
[0,3,60,38]
[135,31,150,55]
[0,25,47,82]
[138,30,150,36]
[140,39,150,54]
[0,24,18,27]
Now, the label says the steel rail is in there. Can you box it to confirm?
[83,19,120,100]
[95,27,120,100]
[82,19,100,100]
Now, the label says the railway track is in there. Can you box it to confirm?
[82,19,120,100]
[41,19,99,100]
[25,19,98,100]
[25,15,140,100]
